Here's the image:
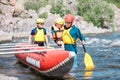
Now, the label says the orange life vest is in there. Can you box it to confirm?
[52,25,64,40]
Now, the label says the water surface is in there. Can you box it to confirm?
[0,32,120,80]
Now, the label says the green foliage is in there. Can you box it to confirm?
[0,9,2,14]
[50,0,71,17]
[103,0,120,8]
[39,12,48,19]
[24,0,48,12]
[109,23,115,32]
[77,0,114,28]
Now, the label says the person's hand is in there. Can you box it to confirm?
[61,42,64,50]
[57,41,62,46]
[46,46,54,49]
[81,40,85,45]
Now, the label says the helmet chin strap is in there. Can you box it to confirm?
[64,22,73,29]
[38,28,43,29]
[37,26,43,29]
[64,25,72,29]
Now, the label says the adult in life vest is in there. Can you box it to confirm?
[51,18,64,48]
[28,18,49,46]
[62,14,85,69]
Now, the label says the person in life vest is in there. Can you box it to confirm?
[28,18,49,46]
[51,18,64,48]
[62,14,85,68]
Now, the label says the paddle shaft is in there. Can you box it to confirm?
[0,45,38,48]
[0,44,56,49]
[0,48,62,55]
[83,45,87,52]
[0,50,46,55]
[0,43,38,46]
[0,47,42,51]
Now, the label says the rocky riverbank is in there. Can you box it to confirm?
[0,25,115,42]
[0,31,12,43]
[0,0,120,42]
[0,15,119,42]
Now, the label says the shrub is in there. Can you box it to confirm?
[103,0,120,8]
[0,9,2,14]
[109,23,115,32]
[77,0,114,28]
[39,12,48,19]
[50,0,71,17]
[24,1,48,12]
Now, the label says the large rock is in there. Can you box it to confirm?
[0,4,14,17]
[9,0,16,6]
[0,0,9,5]
[28,9,38,19]
[0,31,12,42]
[38,5,51,15]
[12,2,24,17]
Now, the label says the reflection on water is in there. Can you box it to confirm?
[84,68,94,80]
[0,32,120,80]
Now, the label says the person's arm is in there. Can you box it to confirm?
[28,28,36,44]
[76,28,85,45]
[45,35,49,46]
[44,28,49,46]
[80,40,85,45]
[28,35,31,44]
[61,41,64,50]
[28,35,34,44]
[51,26,56,39]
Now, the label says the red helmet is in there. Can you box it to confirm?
[64,14,74,23]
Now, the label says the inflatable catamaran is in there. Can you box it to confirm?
[15,48,75,77]
[0,43,75,77]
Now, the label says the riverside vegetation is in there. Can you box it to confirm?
[24,0,118,30]
[0,0,120,42]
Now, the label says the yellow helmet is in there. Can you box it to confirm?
[36,18,44,24]
[55,18,64,25]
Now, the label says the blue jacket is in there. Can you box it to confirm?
[64,25,85,53]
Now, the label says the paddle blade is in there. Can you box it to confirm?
[84,52,95,69]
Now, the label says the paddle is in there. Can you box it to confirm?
[0,44,38,48]
[0,47,42,51]
[0,48,63,55]
[83,45,95,69]
[0,43,37,46]
[0,49,47,55]
[0,44,55,49]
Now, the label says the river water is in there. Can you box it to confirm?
[0,32,120,80]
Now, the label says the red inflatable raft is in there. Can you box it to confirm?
[15,45,75,77]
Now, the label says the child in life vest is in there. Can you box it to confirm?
[28,18,49,46]
[51,18,64,49]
